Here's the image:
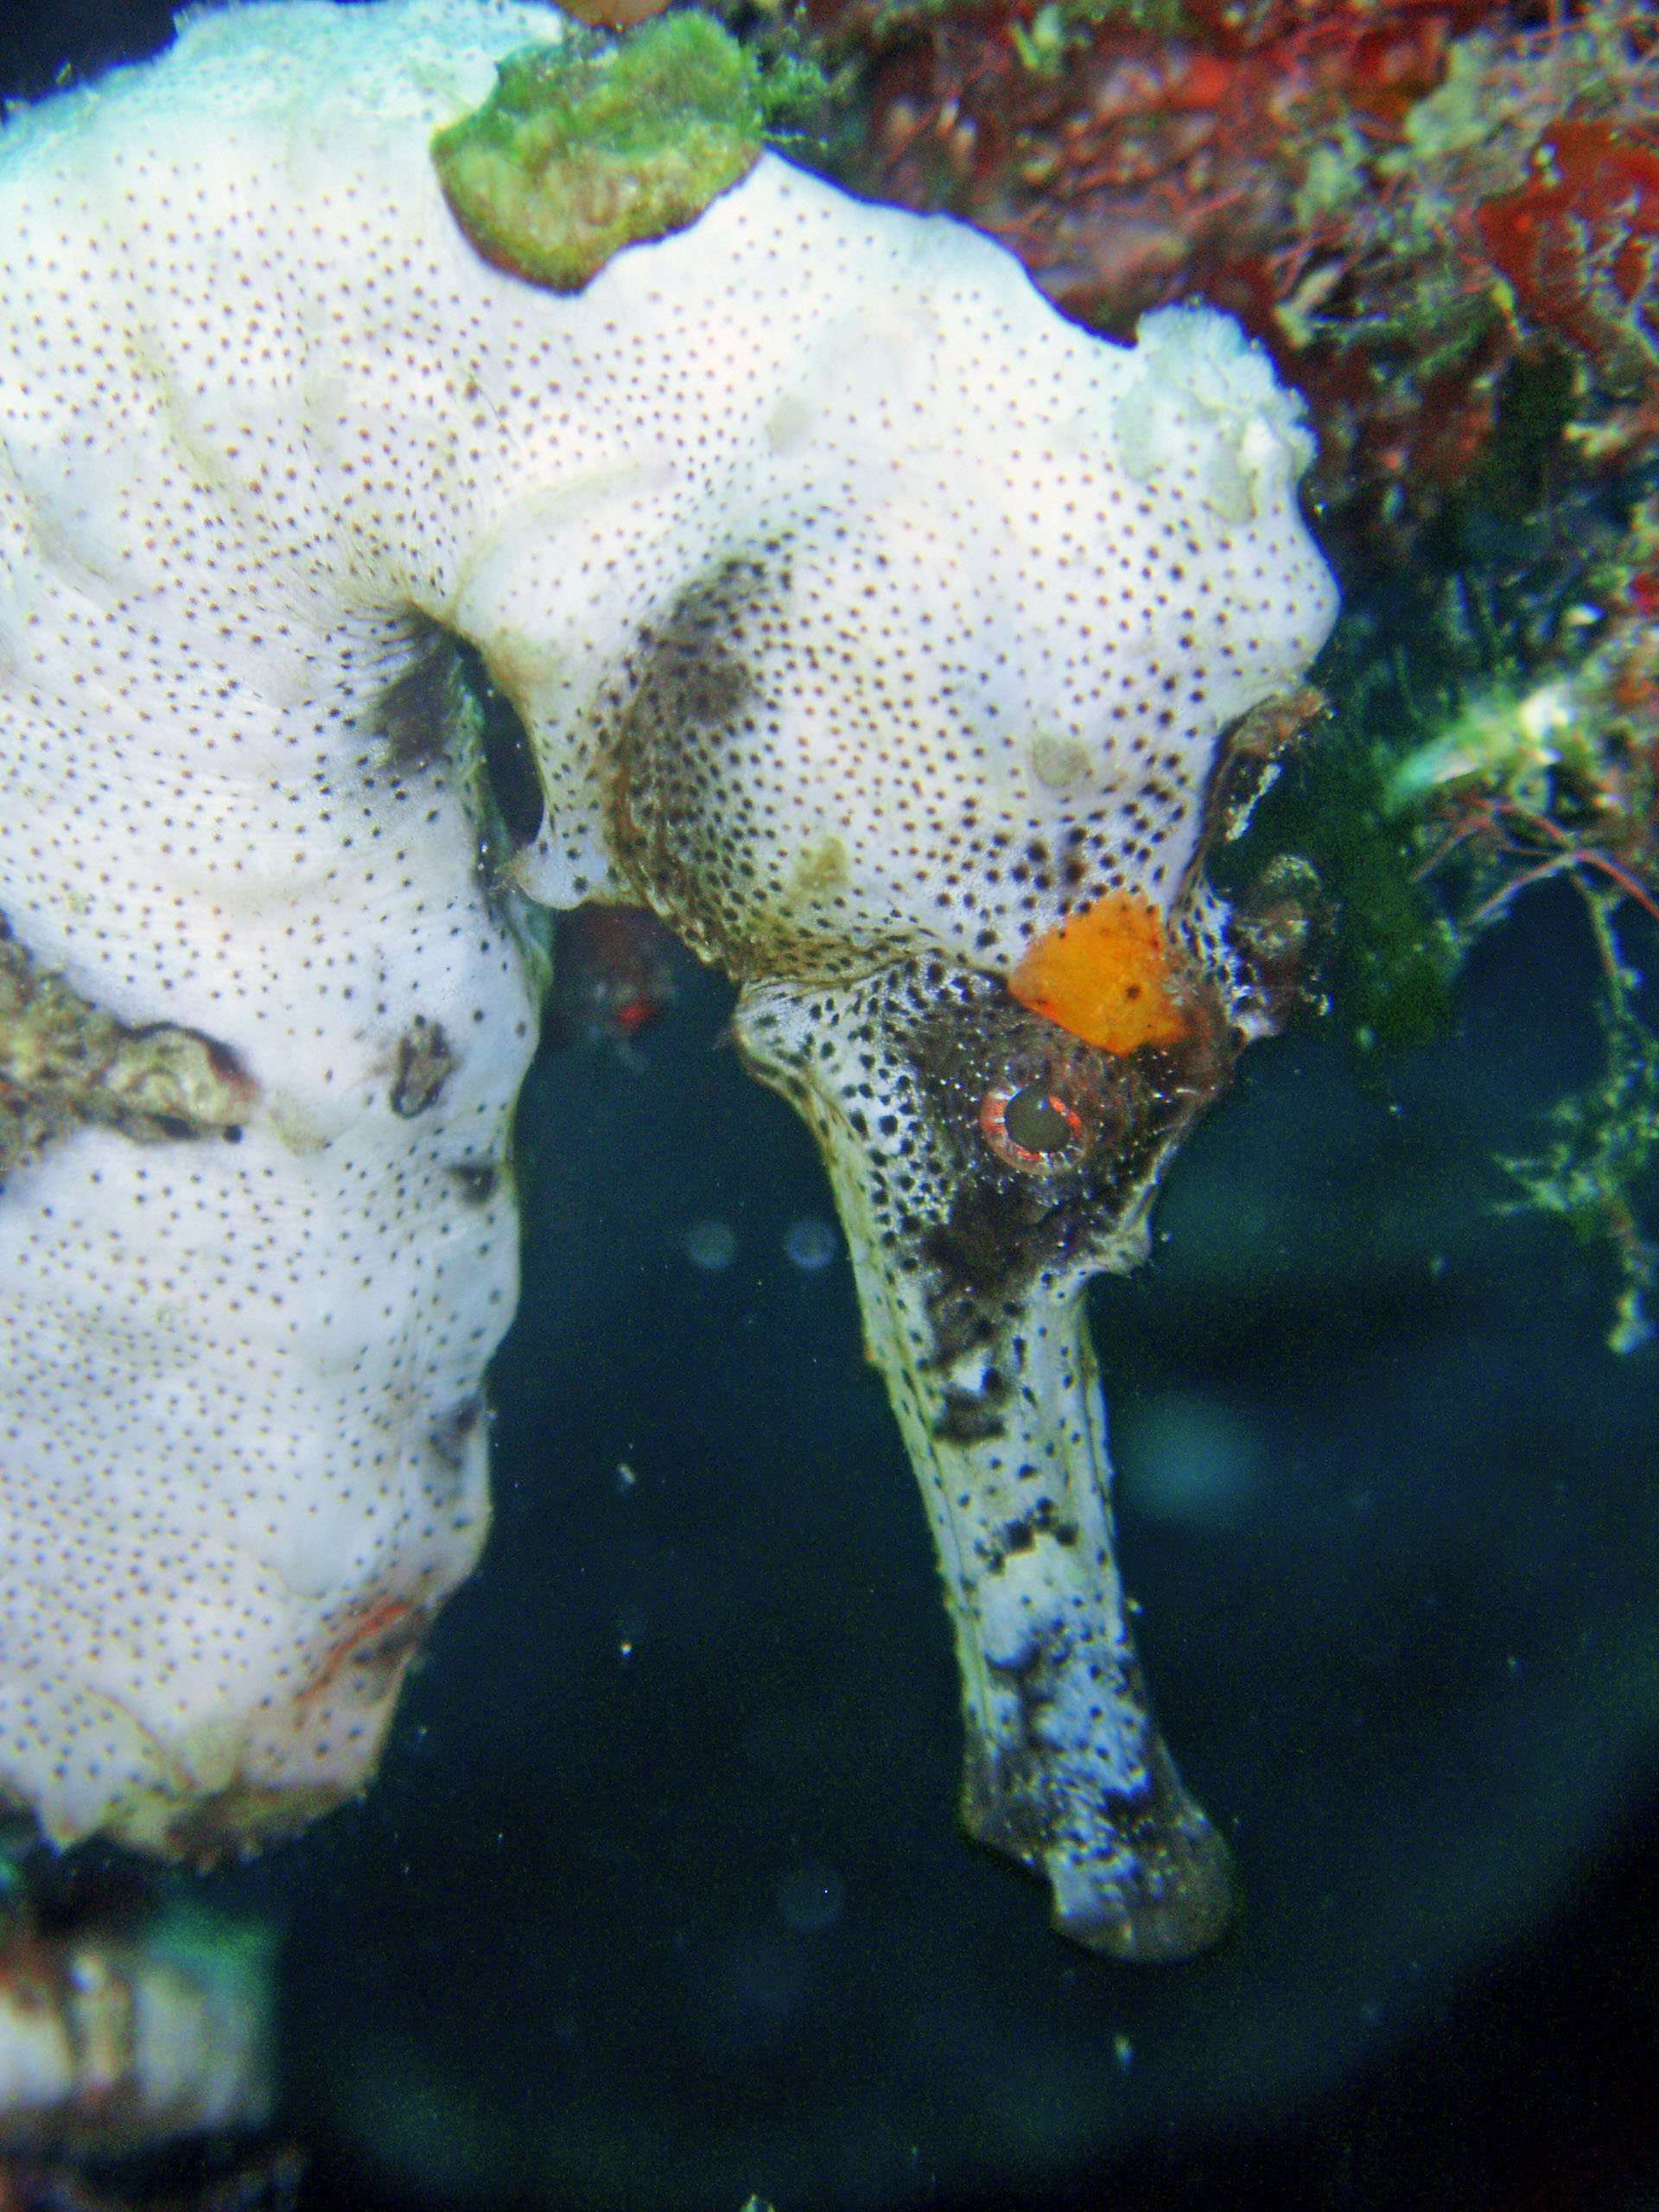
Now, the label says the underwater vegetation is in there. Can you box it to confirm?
[801,0,1659,536]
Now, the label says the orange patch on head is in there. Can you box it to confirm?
[1007,892,1192,1053]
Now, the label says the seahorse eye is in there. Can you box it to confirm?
[1004,1085,1077,1154]
[978,1083,1088,1175]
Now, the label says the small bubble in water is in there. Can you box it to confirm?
[1119,1392,1261,1534]
[782,1217,837,1273]
[773,1859,845,1934]
[683,1217,736,1272]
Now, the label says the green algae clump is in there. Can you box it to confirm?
[0,920,254,1174]
[431,13,766,291]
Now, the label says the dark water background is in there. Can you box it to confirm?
[153,871,1656,2211]
[239,887,1659,2212]
[6,4,1659,2204]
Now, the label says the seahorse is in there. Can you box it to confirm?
[0,0,1336,1960]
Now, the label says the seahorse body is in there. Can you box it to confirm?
[0,0,1335,1951]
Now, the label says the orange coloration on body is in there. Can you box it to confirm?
[1007,891,1192,1053]
[298,1593,423,1707]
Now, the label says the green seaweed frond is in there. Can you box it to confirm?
[860,0,1191,62]
[750,35,832,147]
[1207,638,1461,1058]
[1345,517,1659,1350]
[1007,0,1191,76]
[1497,896,1659,1355]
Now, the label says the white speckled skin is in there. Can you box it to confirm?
[0,0,1336,1903]
[0,0,559,1848]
